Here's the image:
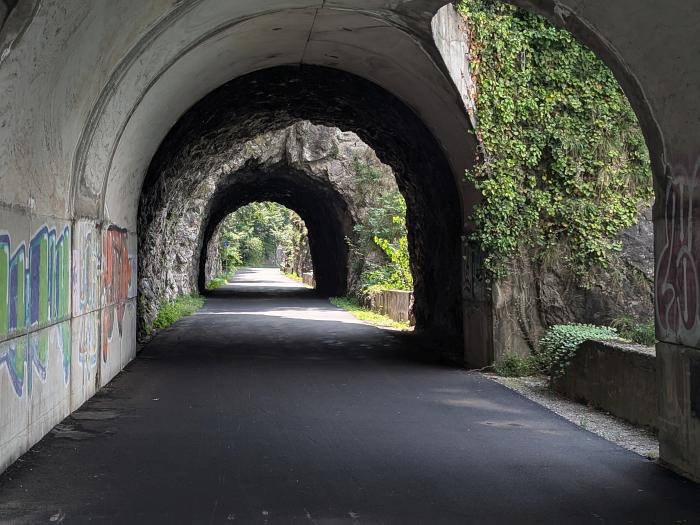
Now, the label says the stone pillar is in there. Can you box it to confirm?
[655,157,700,482]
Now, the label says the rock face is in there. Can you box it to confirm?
[138,121,398,337]
[493,209,655,358]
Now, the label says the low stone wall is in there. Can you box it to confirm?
[366,290,414,325]
[302,272,316,288]
[553,339,657,430]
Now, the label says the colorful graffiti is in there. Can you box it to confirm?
[656,156,700,342]
[1,226,71,336]
[76,313,99,381]
[72,221,100,316]
[101,225,132,362]
[0,225,71,396]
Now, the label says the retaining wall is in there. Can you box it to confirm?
[553,339,657,430]
[366,289,414,325]
[302,272,316,288]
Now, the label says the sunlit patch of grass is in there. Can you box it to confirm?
[153,295,205,330]
[206,269,238,290]
[285,272,303,283]
[330,297,410,330]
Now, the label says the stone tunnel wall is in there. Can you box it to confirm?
[492,209,656,359]
[138,121,398,335]
[138,67,465,355]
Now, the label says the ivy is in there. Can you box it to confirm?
[456,0,653,282]
[538,324,618,378]
[352,186,413,292]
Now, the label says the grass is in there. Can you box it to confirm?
[153,294,205,330]
[206,269,238,290]
[330,297,411,330]
[493,353,540,377]
[285,272,303,283]
[611,316,656,346]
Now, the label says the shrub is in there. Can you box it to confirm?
[538,324,618,378]
[611,316,656,346]
[206,277,228,290]
[153,295,204,330]
[493,354,539,377]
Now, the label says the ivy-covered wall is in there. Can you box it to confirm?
[455,0,655,357]
[457,0,653,280]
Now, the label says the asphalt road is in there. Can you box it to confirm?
[1,268,698,524]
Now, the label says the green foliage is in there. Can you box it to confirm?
[219,202,304,269]
[206,268,238,290]
[611,316,656,346]
[330,297,410,330]
[538,324,618,378]
[153,294,205,330]
[494,354,539,377]
[285,272,303,283]
[352,186,413,292]
[457,0,653,281]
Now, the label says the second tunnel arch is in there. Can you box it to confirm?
[138,66,468,358]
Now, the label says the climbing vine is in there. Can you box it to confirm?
[457,0,653,282]
[350,160,413,292]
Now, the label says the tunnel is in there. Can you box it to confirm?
[0,0,700,515]
[196,166,353,297]
[138,66,464,351]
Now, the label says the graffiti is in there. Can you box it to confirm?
[76,313,98,381]
[0,337,26,396]
[656,157,700,341]
[0,225,71,336]
[101,225,132,362]
[72,221,100,316]
[0,322,71,398]
[0,225,71,397]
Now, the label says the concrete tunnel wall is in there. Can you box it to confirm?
[0,0,699,480]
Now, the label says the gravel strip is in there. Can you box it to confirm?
[485,373,659,459]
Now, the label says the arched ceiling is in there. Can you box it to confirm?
[0,0,475,223]
[137,66,464,350]
[0,0,697,225]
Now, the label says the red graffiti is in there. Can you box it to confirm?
[102,226,132,362]
[656,157,700,339]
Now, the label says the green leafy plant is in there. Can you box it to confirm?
[457,0,653,282]
[538,324,618,378]
[218,202,304,269]
[153,294,205,330]
[611,316,656,346]
[353,189,413,292]
[493,354,539,377]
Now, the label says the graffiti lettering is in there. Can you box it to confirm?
[656,157,700,342]
[101,226,132,362]
[0,226,71,397]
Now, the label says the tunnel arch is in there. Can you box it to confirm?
[1,0,700,480]
[138,66,464,354]
[196,164,354,297]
